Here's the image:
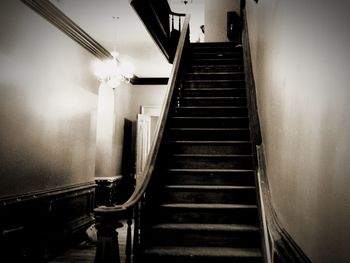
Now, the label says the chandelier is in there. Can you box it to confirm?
[92,51,134,89]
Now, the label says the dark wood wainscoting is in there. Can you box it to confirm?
[0,182,95,263]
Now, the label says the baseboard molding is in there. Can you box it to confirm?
[0,182,96,262]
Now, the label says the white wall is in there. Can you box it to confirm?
[205,0,240,42]
[246,0,350,262]
[0,0,98,197]
[94,83,167,177]
[129,85,167,120]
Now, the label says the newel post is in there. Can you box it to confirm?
[94,209,125,263]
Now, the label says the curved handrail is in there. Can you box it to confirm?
[94,15,191,216]
[169,11,186,17]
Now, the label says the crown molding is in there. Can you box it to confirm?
[20,0,112,60]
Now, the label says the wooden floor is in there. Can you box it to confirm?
[48,219,132,263]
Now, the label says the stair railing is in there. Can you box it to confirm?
[131,0,186,63]
[93,15,191,263]
[169,11,186,62]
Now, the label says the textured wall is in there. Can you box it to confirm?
[0,0,98,197]
[246,0,350,262]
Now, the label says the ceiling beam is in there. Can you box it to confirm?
[130,77,169,85]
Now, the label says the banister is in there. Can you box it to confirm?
[93,15,190,263]
[131,0,187,63]
[94,15,190,216]
[169,11,186,17]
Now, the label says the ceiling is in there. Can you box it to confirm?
[49,0,235,77]
[50,0,173,78]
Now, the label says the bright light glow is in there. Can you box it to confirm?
[92,52,134,88]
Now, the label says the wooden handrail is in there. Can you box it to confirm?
[93,16,190,263]
[94,15,190,217]
[131,0,187,63]
[169,11,186,17]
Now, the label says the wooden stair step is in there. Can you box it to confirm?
[183,79,245,88]
[189,64,244,73]
[160,203,257,209]
[179,97,247,107]
[191,52,243,59]
[180,88,246,97]
[157,203,259,224]
[168,154,253,170]
[148,223,261,247]
[142,246,262,263]
[191,58,243,65]
[171,117,249,128]
[190,44,241,52]
[174,106,248,117]
[167,140,252,155]
[185,72,244,80]
[161,184,256,204]
[166,168,255,186]
[152,223,259,232]
[164,185,255,190]
[169,128,251,140]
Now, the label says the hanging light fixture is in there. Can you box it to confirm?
[92,51,134,88]
[92,16,134,89]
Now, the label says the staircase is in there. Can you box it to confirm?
[140,42,263,263]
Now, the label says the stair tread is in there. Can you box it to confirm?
[168,140,251,144]
[192,58,242,61]
[184,79,244,83]
[161,203,257,209]
[191,64,243,67]
[164,185,255,190]
[152,223,259,232]
[172,154,253,157]
[187,72,244,75]
[170,128,250,130]
[175,106,247,110]
[181,88,246,90]
[143,246,262,258]
[173,116,248,119]
[180,96,247,99]
[168,168,254,172]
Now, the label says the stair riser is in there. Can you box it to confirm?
[179,98,247,107]
[180,89,246,97]
[189,65,244,73]
[142,254,263,263]
[169,156,253,169]
[157,207,259,224]
[183,81,245,89]
[191,59,243,65]
[174,107,248,117]
[168,143,252,155]
[171,118,249,128]
[191,50,243,59]
[169,129,250,141]
[161,188,257,204]
[148,229,260,248]
[191,43,240,48]
[166,171,255,186]
[185,73,244,80]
